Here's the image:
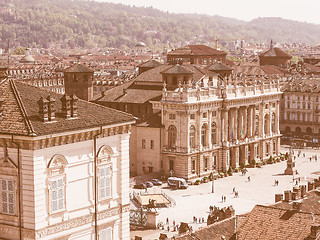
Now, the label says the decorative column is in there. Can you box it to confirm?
[244,106,248,139]
[208,110,212,147]
[275,100,280,134]
[221,107,228,171]
[234,107,238,142]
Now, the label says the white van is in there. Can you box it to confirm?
[167,177,188,189]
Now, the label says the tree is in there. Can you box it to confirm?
[13,47,25,55]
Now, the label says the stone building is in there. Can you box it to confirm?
[167,45,227,65]
[280,77,320,141]
[0,79,135,239]
[95,59,282,179]
[151,74,282,178]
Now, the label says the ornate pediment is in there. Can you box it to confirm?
[47,154,68,176]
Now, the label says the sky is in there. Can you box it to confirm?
[99,0,320,24]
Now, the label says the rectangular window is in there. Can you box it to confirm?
[1,179,15,215]
[99,166,112,200]
[50,177,65,213]
[190,114,195,120]
[151,140,154,150]
[142,139,146,149]
[212,111,216,117]
[204,156,208,171]
[100,227,113,240]
[191,158,196,174]
[202,112,207,118]
[169,114,176,120]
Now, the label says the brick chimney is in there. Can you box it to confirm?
[292,201,302,211]
[37,97,49,122]
[46,96,56,121]
[60,94,71,119]
[0,98,3,117]
[70,94,78,118]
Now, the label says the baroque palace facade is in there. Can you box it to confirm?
[94,45,282,179]
[0,76,135,239]
[151,75,282,178]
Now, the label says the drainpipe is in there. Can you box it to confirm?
[11,135,22,240]
[93,126,103,240]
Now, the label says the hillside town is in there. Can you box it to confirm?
[2,1,320,240]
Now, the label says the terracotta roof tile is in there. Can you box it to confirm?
[0,79,135,136]
[259,47,292,58]
[160,64,195,75]
[64,64,94,73]
[235,205,320,240]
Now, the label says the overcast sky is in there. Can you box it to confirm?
[100,0,320,24]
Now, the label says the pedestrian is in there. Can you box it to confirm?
[295,180,298,185]
[248,176,251,182]
[224,196,226,202]
[167,226,170,232]
[166,217,169,224]
[303,153,305,157]
[173,220,175,226]
[222,195,224,202]
[202,217,205,223]
[233,187,235,193]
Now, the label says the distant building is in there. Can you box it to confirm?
[167,45,227,65]
[259,47,292,68]
[0,79,135,239]
[280,77,320,142]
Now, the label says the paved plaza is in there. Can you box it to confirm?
[130,146,320,239]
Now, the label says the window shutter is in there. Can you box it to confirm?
[99,166,112,200]
[1,179,15,215]
[50,177,65,213]
[106,167,111,198]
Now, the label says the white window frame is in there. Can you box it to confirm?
[47,154,68,215]
[98,165,112,201]
[100,227,113,240]
[0,178,16,215]
[48,175,66,214]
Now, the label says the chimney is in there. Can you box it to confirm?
[292,201,302,211]
[46,96,56,121]
[0,98,3,117]
[284,190,292,202]
[309,224,320,239]
[37,97,49,122]
[70,94,78,118]
[0,67,7,81]
[60,94,71,118]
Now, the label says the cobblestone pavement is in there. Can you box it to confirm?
[130,146,320,239]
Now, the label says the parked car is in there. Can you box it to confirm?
[151,179,163,186]
[145,181,154,188]
[133,183,146,189]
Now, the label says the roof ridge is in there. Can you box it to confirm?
[9,80,36,136]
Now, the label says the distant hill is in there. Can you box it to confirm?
[1,0,320,50]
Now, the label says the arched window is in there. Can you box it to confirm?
[211,122,217,145]
[97,146,115,201]
[201,124,208,146]
[168,125,177,148]
[285,126,291,132]
[306,127,312,134]
[189,125,195,149]
[47,154,68,214]
[271,113,276,133]
[296,127,301,133]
